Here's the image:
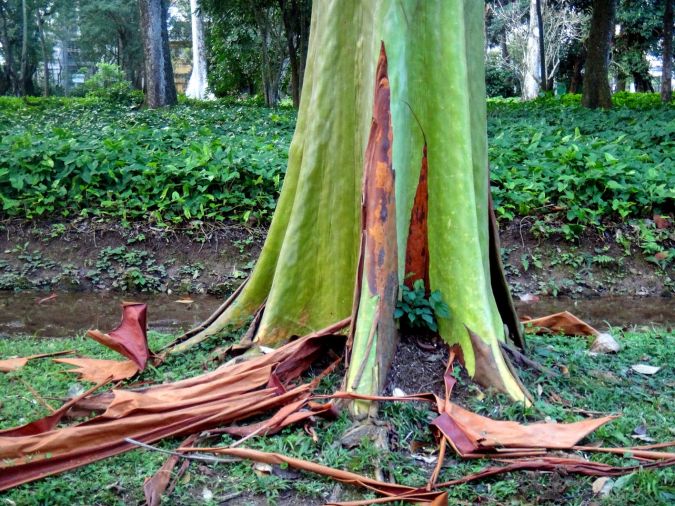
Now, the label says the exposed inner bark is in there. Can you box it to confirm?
[404,145,430,291]
[345,44,399,418]
[166,1,529,407]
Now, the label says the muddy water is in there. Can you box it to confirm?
[514,296,673,329]
[0,292,672,338]
[0,292,221,338]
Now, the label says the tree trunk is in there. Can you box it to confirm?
[662,0,673,102]
[279,0,300,108]
[536,0,546,92]
[582,0,615,109]
[523,0,541,99]
[166,0,528,412]
[568,50,585,94]
[279,0,310,108]
[186,0,213,99]
[139,0,177,108]
[255,7,279,107]
[615,72,627,91]
[19,0,28,96]
[0,5,17,95]
[37,12,50,97]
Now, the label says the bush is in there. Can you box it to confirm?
[82,63,143,106]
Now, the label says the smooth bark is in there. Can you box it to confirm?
[536,0,547,92]
[185,0,213,99]
[169,0,528,407]
[582,0,615,109]
[523,0,541,99]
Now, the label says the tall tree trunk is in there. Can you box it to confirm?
[0,5,17,95]
[37,12,50,97]
[19,0,28,96]
[62,40,70,96]
[615,71,627,91]
[523,0,541,99]
[279,0,300,108]
[167,0,529,413]
[255,8,279,107]
[662,0,673,102]
[568,49,585,93]
[186,0,213,99]
[139,0,176,107]
[582,0,615,109]
[279,0,309,108]
[536,0,547,92]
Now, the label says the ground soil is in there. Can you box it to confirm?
[0,218,671,298]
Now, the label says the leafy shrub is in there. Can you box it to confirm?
[0,98,295,224]
[0,96,672,236]
[82,63,143,106]
[487,96,674,238]
[394,279,450,333]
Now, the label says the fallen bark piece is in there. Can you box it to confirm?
[182,446,447,505]
[0,379,111,437]
[522,311,600,337]
[87,303,150,370]
[592,476,614,496]
[144,434,198,506]
[183,446,675,505]
[0,327,346,492]
[431,403,614,457]
[0,350,74,373]
[55,358,139,383]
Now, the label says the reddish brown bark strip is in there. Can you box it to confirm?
[87,303,150,370]
[405,144,430,290]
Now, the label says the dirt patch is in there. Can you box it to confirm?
[0,218,263,295]
[0,218,671,298]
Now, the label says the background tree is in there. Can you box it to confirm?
[277,0,310,107]
[139,0,176,107]
[613,0,662,92]
[582,0,615,108]
[79,0,144,89]
[661,0,673,101]
[185,0,213,99]
[490,0,586,97]
[523,0,544,98]
[201,0,286,106]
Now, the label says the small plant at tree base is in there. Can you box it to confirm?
[394,279,450,333]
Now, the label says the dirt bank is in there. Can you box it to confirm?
[0,218,671,298]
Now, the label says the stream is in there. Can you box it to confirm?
[0,292,672,338]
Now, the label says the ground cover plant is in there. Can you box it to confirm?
[0,96,294,225]
[0,327,672,505]
[0,95,672,247]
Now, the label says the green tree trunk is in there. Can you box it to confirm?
[168,0,528,409]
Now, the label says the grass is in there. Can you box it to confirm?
[1,326,673,505]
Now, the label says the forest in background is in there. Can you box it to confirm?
[0,0,673,106]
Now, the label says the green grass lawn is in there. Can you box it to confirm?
[1,326,673,505]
